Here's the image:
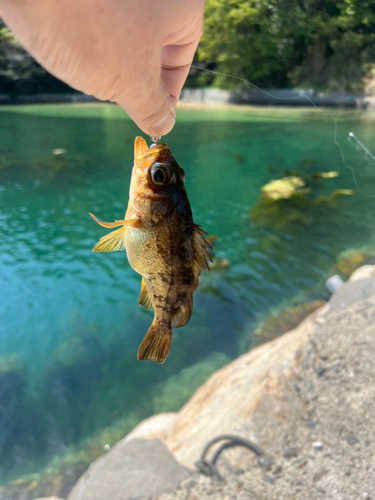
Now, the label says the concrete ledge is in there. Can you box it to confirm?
[0,94,98,105]
[179,88,375,109]
[1,90,374,109]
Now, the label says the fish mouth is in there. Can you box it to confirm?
[136,142,169,163]
[135,142,176,175]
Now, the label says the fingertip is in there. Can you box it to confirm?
[146,110,176,137]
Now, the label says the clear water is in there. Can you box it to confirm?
[1,104,375,483]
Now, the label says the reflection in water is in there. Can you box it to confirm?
[0,105,375,490]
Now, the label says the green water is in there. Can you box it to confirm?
[1,103,375,484]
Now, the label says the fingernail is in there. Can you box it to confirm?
[148,111,175,137]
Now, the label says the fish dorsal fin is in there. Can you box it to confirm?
[135,137,148,157]
[138,278,153,309]
[172,295,193,328]
[192,224,213,277]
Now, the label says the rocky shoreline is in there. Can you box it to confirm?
[63,265,375,500]
[1,264,374,500]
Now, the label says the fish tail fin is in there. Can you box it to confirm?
[137,322,172,364]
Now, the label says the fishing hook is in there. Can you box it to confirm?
[150,136,161,147]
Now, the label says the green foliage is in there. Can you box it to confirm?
[2,1,375,93]
[197,0,375,90]
[197,0,286,88]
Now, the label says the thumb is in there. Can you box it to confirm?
[117,81,177,138]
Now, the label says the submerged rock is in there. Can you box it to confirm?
[249,169,354,230]
[0,354,26,404]
[334,248,375,278]
[315,188,355,207]
[0,463,87,500]
[152,352,231,413]
[252,300,326,346]
[304,171,340,184]
[261,176,309,200]
[0,354,37,474]
[210,257,230,270]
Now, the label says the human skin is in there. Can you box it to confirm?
[0,0,205,136]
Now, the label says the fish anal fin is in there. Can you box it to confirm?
[93,225,127,252]
[138,278,153,309]
[137,322,172,364]
[172,295,193,328]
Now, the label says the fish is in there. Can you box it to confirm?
[90,137,212,364]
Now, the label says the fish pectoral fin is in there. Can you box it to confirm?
[91,213,142,252]
[138,278,153,309]
[92,225,128,252]
[137,322,172,364]
[193,224,213,275]
[172,295,193,328]
[89,213,140,229]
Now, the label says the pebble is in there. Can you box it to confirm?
[312,441,324,451]
[282,448,299,459]
[344,434,359,446]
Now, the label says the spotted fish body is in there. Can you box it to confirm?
[90,137,211,363]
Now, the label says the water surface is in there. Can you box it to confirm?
[0,103,375,483]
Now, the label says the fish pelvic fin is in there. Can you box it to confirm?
[138,278,153,309]
[137,322,172,364]
[172,295,193,328]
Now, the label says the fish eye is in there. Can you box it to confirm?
[150,163,170,186]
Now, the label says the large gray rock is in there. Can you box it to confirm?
[67,438,192,500]
[133,266,375,500]
[125,304,324,468]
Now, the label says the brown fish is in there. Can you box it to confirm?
[90,137,212,363]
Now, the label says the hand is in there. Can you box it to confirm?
[0,0,204,136]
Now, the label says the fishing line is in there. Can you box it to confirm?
[191,65,375,198]
[348,132,375,163]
